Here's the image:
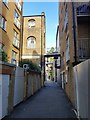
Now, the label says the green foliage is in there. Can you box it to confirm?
[49,47,55,53]
[49,57,54,62]
[47,47,55,62]
[0,50,8,62]
[19,59,41,73]
[49,70,52,78]
[49,67,53,79]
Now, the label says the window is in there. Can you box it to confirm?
[15,0,21,11]
[28,19,35,28]
[65,36,70,62]
[66,36,69,49]
[0,15,6,30]
[0,43,4,51]
[14,10,20,29]
[27,36,36,48]
[3,0,8,6]
[12,51,17,64]
[14,10,19,19]
[15,0,20,3]
[64,6,68,32]
[13,30,20,48]
[14,29,19,39]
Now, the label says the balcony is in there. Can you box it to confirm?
[78,38,90,61]
[13,36,20,49]
[15,0,21,12]
[14,17,20,29]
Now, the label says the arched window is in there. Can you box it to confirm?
[27,36,36,48]
[28,19,35,28]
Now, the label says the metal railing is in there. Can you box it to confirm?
[78,38,90,60]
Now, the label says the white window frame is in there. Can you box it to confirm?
[14,10,20,20]
[65,35,70,62]
[12,50,17,64]
[3,0,8,6]
[0,43,4,51]
[64,7,68,32]
[27,37,36,48]
[0,15,6,30]
[14,29,19,39]
[28,19,35,28]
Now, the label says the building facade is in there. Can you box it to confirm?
[0,0,23,65]
[59,2,90,107]
[56,25,61,84]
[22,12,46,67]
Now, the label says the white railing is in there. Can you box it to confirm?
[65,47,70,62]
[13,37,20,48]
[15,0,21,12]
[14,17,20,29]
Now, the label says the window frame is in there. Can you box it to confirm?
[13,29,19,39]
[12,50,17,64]
[28,19,36,28]
[0,43,4,51]
[3,0,8,7]
[14,10,20,20]
[0,15,6,31]
[64,5,68,32]
[27,36,36,48]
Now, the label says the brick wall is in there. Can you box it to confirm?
[1,1,23,63]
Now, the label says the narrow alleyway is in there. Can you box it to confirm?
[6,81,76,118]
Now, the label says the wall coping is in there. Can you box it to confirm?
[27,69,41,74]
[0,61,16,67]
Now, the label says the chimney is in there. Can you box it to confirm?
[41,12,45,16]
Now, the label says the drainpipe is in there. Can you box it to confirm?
[72,2,77,64]
[41,14,42,70]
[72,2,79,118]
[41,12,45,71]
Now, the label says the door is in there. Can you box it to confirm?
[2,75,9,118]
[14,67,24,106]
[0,75,2,119]
[63,72,66,90]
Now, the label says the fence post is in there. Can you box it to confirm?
[8,67,15,114]
[41,70,44,87]
[24,70,28,100]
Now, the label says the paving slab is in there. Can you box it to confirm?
[5,81,77,118]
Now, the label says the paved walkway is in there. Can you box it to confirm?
[6,81,77,118]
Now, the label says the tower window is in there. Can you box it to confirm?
[28,19,35,28]
[27,36,36,48]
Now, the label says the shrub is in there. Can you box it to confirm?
[19,59,41,73]
[0,50,8,62]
